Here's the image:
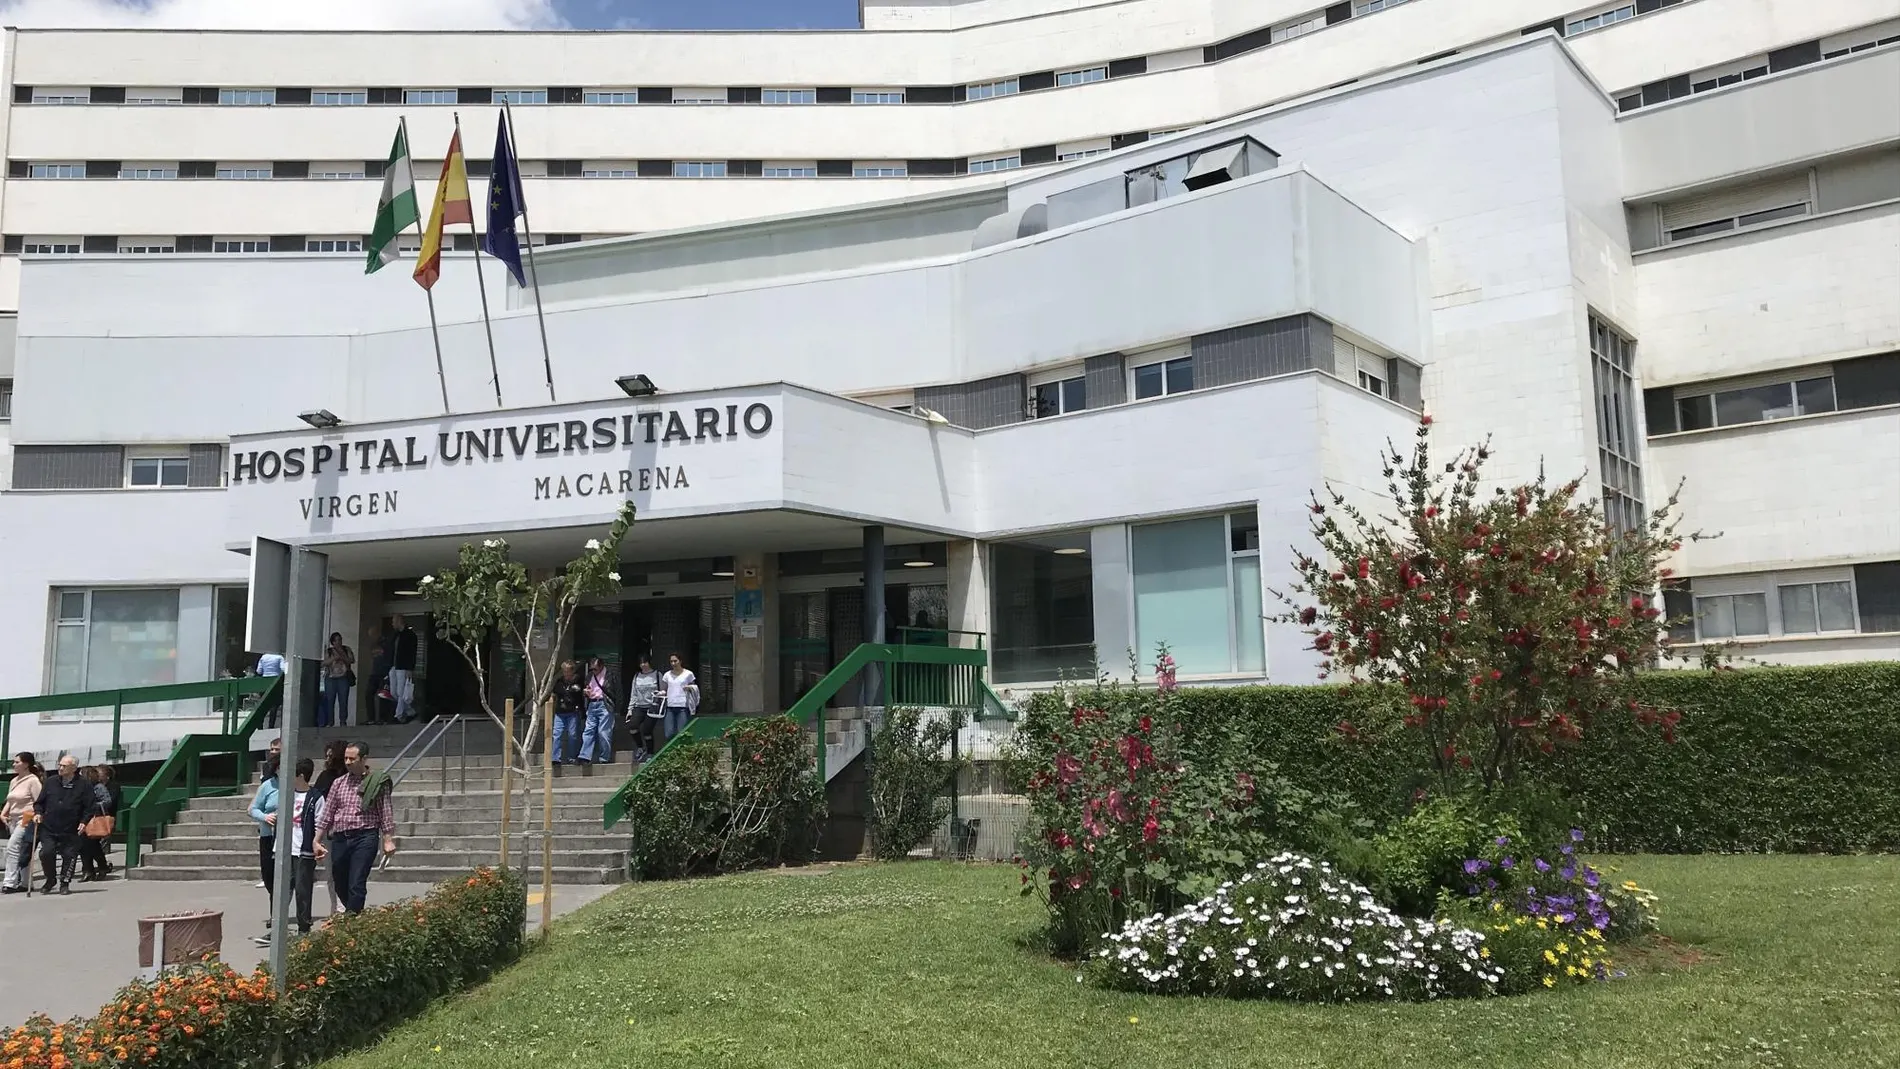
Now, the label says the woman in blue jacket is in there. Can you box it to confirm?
[248,757,281,945]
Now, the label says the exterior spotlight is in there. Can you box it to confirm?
[913,406,950,425]
[298,409,342,429]
[616,374,659,398]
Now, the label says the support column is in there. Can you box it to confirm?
[730,551,776,715]
[862,525,885,708]
[946,539,989,643]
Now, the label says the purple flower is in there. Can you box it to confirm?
[1560,844,1575,856]
[1554,912,1575,924]
[1463,858,1490,875]
[1494,836,1511,847]
[1501,856,1515,870]
[1583,869,1600,888]
[1534,858,1552,873]
[1560,864,1577,881]
[1485,878,1498,891]
[1570,828,1586,842]
[1466,884,1480,896]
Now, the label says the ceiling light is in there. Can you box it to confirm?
[392,588,421,597]
[903,560,935,568]
[298,409,342,429]
[1054,547,1087,556]
[616,374,658,398]
[712,570,734,577]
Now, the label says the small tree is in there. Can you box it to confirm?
[419,502,636,762]
[1277,418,1685,793]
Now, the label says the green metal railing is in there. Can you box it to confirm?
[602,639,992,830]
[0,676,282,868]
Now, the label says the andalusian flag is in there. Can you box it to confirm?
[364,123,418,274]
[413,127,473,291]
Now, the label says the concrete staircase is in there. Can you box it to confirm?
[130,743,639,885]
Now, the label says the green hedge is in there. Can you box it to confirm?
[1164,663,1900,854]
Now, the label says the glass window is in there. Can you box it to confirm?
[582,163,639,177]
[127,90,184,105]
[120,165,178,180]
[1055,67,1107,87]
[1675,393,1714,432]
[1272,14,1326,41]
[21,240,81,255]
[129,456,190,487]
[218,88,276,106]
[493,89,547,105]
[1353,0,1412,13]
[1589,314,1644,534]
[763,164,818,178]
[0,378,11,421]
[1132,514,1264,676]
[969,154,1021,174]
[1133,356,1193,399]
[584,90,639,104]
[1695,593,1769,639]
[852,90,905,104]
[1232,556,1265,674]
[215,165,272,180]
[1778,582,1857,633]
[1058,147,1109,161]
[763,88,816,104]
[1567,4,1635,33]
[966,78,1019,100]
[404,89,457,105]
[309,165,366,179]
[212,238,270,253]
[1794,377,1836,416]
[31,89,88,104]
[989,539,1095,683]
[1034,376,1086,418]
[1715,382,1798,425]
[670,90,727,105]
[672,161,727,178]
[311,90,367,105]
[853,165,907,178]
[28,163,85,178]
[51,588,183,696]
[117,240,176,254]
[305,237,364,253]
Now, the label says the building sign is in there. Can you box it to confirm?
[223,389,786,544]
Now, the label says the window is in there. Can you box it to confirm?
[968,154,1021,174]
[989,537,1095,683]
[31,88,88,104]
[1779,581,1858,634]
[28,163,84,178]
[305,237,364,253]
[584,90,640,104]
[1674,376,1836,431]
[672,161,727,178]
[218,88,275,106]
[763,163,818,178]
[763,88,816,104]
[117,239,175,254]
[1132,511,1264,677]
[404,89,457,105]
[1688,59,1769,95]
[1353,0,1412,13]
[215,164,272,180]
[1055,67,1107,87]
[1033,376,1086,418]
[119,165,178,180]
[0,378,11,421]
[51,589,184,704]
[212,237,271,253]
[1057,140,1111,160]
[1336,336,1392,399]
[1694,592,1769,639]
[493,88,547,105]
[582,162,639,177]
[128,456,190,488]
[966,77,1019,100]
[1567,3,1635,33]
[1589,314,1644,535]
[126,89,183,105]
[851,89,905,104]
[309,163,367,179]
[1272,14,1327,41]
[21,239,82,254]
[310,90,367,105]
[1660,173,1814,243]
[853,164,908,178]
[1133,356,1194,400]
[670,89,727,104]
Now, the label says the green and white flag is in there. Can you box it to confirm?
[365,123,419,274]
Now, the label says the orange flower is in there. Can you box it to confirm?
[315,975,327,986]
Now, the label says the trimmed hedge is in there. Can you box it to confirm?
[1164,663,1900,854]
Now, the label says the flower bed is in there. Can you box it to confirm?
[1,866,525,1068]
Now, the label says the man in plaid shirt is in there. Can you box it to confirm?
[314,742,397,914]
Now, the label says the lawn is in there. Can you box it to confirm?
[322,855,1900,1069]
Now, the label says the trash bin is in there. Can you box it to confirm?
[138,910,223,974]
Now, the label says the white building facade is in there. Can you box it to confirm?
[0,0,1896,758]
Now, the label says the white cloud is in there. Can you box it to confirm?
[0,0,568,30]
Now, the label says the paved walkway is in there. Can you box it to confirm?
[0,877,616,1023]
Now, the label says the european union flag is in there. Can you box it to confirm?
[483,111,527,286]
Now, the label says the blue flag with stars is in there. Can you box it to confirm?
[483,111,527,286]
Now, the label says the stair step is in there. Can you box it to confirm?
[129,864,622,885]
[156,833,627,853]
[139,847,627,868]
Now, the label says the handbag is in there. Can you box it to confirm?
[84,814,115,839]
[346,668,358,687]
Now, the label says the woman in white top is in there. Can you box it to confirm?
[2,753,44,893]
[660,653,699,745]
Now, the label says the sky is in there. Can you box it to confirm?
[0,0,864,30]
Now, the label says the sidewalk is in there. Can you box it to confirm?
[0,876,615,1023]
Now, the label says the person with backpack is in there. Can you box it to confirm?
[578,655,616,767]
[287,758,323,934]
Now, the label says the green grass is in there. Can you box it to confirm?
[323,856,1900,1069]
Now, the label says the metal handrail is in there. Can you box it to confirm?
[387,713,472,800]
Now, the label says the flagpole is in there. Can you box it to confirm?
[400,116,452,416]
[455,111,505,409]
[503,101,558,404]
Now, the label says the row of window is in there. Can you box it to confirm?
[1644,352,1900,436]
[1666,563,1900,644]
[4,233,590,256]
[1615,18,1900,111]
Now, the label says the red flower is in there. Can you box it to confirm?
[1141,818,1159,844]
[1299,606,1318,625]
[1421,414,1434,426]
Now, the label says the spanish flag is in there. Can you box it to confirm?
[413,128,472,291]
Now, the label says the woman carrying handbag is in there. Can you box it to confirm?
[78,765,118,882]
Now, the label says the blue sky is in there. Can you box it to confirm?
[555,0,863,30]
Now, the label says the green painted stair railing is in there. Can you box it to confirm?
[602,640,992,830]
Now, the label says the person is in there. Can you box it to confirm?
[77,766,116,882]
[626,656,663,762]
[551,660,585,767]
[314,743,397,914]
[1,754,42,894]
[386,616,419,723]
[36,755,98,895]
[248,756,281,945]
[578,655,616,766]
[286,758,322,935]
[320,632,355,728]
[303,740,349,918]
[660,653,699,745]
[366,624,392,724]
[255,650,287,727]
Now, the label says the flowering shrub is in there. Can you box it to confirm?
[3,963,278,1069]
[1442,902,1614,995]
[624,717,824,881]
[868,707,965,861]
[1458,829,1660,944]
[1014,651,1338,956]
[1087,852,1501,1001]
[623,740,727,879]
